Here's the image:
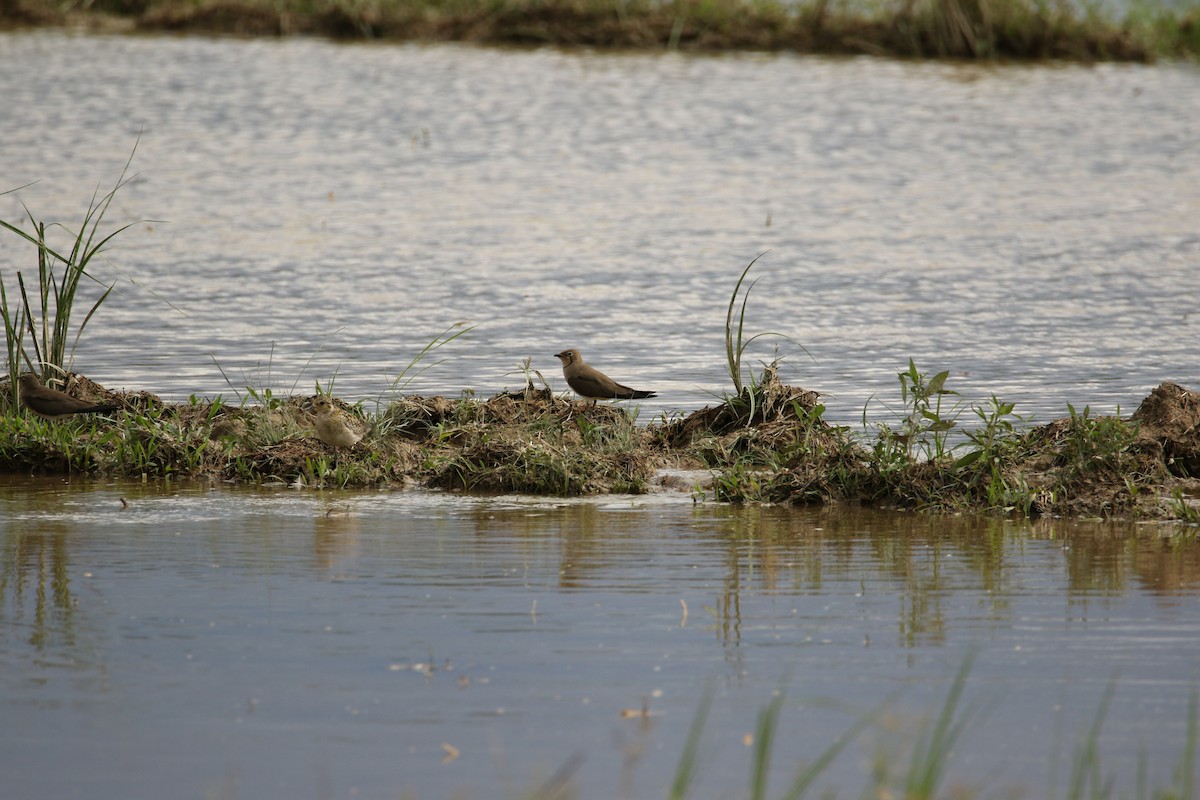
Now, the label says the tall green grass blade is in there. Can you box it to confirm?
[0,278,28,408]
[68,282,116,375]
[905,650,978,799]
[1,141,144,383]
[16,272,44,376]
[1172,692,1197,800]
[1067,678,1117,800]
[725,252,767,396]
[669,689,714,800]
[721,253,813,433]
[779,695,892,800]
[383,321,475,396]
[209,354,243,403]
[750,689,786,800]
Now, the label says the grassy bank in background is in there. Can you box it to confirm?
[1,0,1198,61]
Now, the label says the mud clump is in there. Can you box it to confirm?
[1131,382,1200,478]
[655,365,871,504]
[658,363,824,448]
[378,395,461,440]
[66,374,164,415]
[417,389,657,494]
[996,382,1200,518]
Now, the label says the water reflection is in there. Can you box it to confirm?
[464,501,649,589]
[2,517,75,652]
[5,484,1199,666]
[312,500,361,570]
[1059,523,1200,606]
[2,481,1199,797]
[1127,535,1200,598]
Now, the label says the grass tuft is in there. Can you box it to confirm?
[0,144,144,405]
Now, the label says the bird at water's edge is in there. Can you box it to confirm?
[18,373,120,420]
[312,396,363,449]
[554,349,656,405]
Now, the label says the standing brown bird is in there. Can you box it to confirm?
[554,349,657,404]
[18,373,120,420]
[312,396,363,449]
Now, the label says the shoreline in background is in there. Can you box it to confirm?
[1,0,1198,62]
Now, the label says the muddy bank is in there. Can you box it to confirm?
[3,0,1197,62]
[1,371,1198,521]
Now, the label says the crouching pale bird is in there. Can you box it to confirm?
[554,348,657,404]
[18,373,120,420]
[312,396,363,449]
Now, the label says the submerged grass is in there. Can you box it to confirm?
[2,0,1198,61]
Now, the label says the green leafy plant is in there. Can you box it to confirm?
[507,355,550,396]
[957,395,1027,463]
[666,658,1199,800]
[897,359,960,461]
[669,659,975,800]
[1062,403,1138,478]
[954,395,1036,512]
[868,359,964,464]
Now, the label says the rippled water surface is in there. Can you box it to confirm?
[2,31,1200,799]
[2,478,1199,798]
[0,32,1198,425]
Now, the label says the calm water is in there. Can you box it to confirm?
[2,30,1200,799]
[2,477,1199,798]
[0,32,1198,427]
